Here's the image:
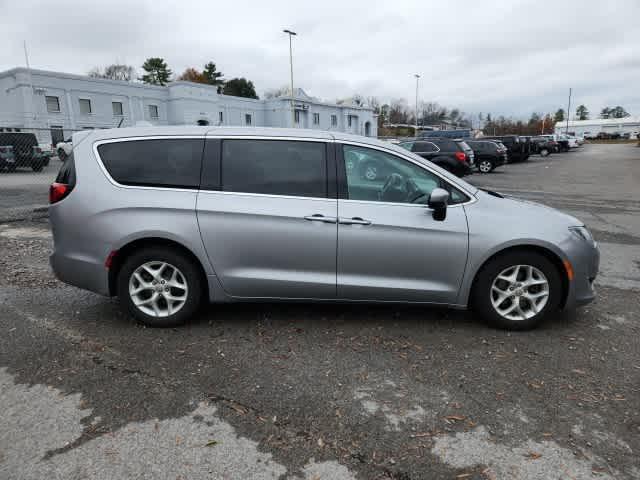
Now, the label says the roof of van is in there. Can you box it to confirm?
[78,126,391,148]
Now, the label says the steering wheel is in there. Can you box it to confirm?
[379,173,406,202]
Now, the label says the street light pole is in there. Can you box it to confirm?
[283,29,297,127]
[565,87,572,134]
[414,74,420,136]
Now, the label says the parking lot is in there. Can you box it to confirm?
[1,143,639,479]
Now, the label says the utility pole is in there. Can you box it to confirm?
[414,74,420,136]
[565,88,572,134]
[283,29,297,127]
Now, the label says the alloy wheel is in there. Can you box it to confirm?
[129,261,189,317]
[490,264,549,321]
[479,160,492,173]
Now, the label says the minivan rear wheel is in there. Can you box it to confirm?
[472,251,562,330]
[117,247,203,327]
[478,160,493,173]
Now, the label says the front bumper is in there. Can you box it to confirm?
[564,239,600,309]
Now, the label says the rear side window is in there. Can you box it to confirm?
[434,140,457,151]
[97,139,204,188]
[221,140,327,198]
[412,141,438,152]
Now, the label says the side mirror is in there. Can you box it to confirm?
[428,188,449,221]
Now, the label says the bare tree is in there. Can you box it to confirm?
[88,64,135,81]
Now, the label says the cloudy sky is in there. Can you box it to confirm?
[2,0,639,119]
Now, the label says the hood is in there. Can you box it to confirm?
[473,189,583,228]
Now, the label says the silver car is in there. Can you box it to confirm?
[49,127,599,330]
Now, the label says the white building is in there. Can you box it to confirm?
[0,67,377,145]
[554,117,640,137]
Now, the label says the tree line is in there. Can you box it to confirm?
[88,58,258,99]
[553,104,630,122]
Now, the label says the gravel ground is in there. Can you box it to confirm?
[0,143,639,479]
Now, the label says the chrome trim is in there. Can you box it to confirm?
[207,134,331,143]
[197,189,334,202]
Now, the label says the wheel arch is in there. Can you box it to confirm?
[107,237,209,297]
[466,244,570,310]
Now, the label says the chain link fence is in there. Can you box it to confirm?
[0,126,81,222]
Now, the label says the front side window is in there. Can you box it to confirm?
[342,145,467,205]
[46,96,60,113]
[97,139,203,189]
[149,105,159,119]
[79,99,92,114]
[221,140,327,198]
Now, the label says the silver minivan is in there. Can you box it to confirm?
[49,127,599,330]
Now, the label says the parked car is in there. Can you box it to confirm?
[563,135,580,148]
[465,140,508,173]
[541,134,570,152]
[56,138,73,161]
[49,127,599,331]
[0,145,16,171]
[584,132,597,140]
[397,138,474,177]
[530,136,556,156]
[479,135,530,162]
[0,132,49,171]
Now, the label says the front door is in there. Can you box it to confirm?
[197,138,337,299]
[337,144,469,304]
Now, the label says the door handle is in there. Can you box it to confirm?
[338,217,372,225]
[304,214,337,223]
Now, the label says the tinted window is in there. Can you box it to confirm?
[56,152,76,187]
[222,140,327,198]
[98,139,204,188]
[432,139,458,151]
[412,141,437,152]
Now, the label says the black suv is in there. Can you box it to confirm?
[0,132,49,171]
[397,138,475,177]
[466,140,508,173]
[480,135,530,162]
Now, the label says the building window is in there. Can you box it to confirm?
[149,105,159,119]
[331,115,337,127]
[348,115,352,128]
[219,111,224,124]
[79,98,92,115]
[245,114,252,125]
[112,102,123,116]
[313,113,320,125]
[294,110,300,124]
[45,96,60,113]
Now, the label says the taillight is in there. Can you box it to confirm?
[49,182,72,204]
[454,151,466,163]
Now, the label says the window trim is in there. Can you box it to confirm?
[112,101,124,116]
[79,98,92,115]
[45,95,61,113]
[336,140,476,208]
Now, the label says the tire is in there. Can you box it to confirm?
[471,251,562,330]
[116,246,204,327]
[540,148,549,157]
[478,160,493,174]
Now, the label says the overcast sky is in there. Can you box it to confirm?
[2,0,639,119]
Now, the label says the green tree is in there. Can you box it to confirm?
[140,57,172,86]
[599,107,611,119]
[554,108,565,123]
[202,62,225,92]
[575,105,589,120]
[222,78,258,99]
[610,106,630,118]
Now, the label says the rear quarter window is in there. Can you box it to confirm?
[97,138,204,188]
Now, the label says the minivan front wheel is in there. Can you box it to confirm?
[478,160,493,173]
[472,251,562,330]
[117,247,203,327]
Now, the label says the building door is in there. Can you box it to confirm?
[364,121,371,136]
[50,126,64,147]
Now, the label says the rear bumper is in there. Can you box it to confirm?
[50,251,110,296]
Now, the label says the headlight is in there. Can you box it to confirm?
[569,226,594,243]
